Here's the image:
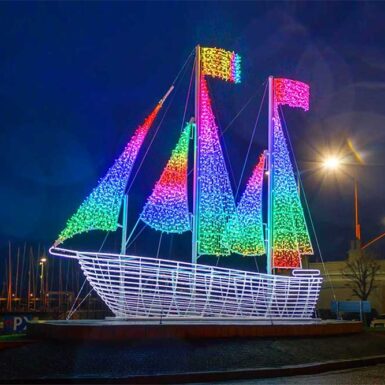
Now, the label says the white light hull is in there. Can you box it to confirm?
[50,247,322,319]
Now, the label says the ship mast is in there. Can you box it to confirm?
[266,76,274,275]
[192,45,201,264]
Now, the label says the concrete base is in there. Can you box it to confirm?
[28,318,363,341]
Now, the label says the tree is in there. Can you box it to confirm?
[342,251,380,301]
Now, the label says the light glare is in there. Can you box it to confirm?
[323,156,342,170]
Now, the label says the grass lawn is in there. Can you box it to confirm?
[0,333,27,341]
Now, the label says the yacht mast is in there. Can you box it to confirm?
[192,45,201,264]
[267,76,274,275]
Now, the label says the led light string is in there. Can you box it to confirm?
[201,47,241,84]
[57,104,162,244]
[271,78,312,268]
[274,78,309,111]
[272,112,313,267]
[222,153,266,256]
[140,123,192,233]
[197,76,238,256]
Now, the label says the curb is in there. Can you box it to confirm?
[2,354,385,384]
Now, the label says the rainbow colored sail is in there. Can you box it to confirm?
[140,122,192,233]
[272,78,313,269]
[196,47,241,256]
[56,102,162,245]
[222,153,266,256]
[197,76,238,256]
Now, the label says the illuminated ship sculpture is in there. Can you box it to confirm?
[50,46,322,319]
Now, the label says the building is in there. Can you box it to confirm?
[307,240,385,314]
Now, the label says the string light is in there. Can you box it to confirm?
[140,123,192,233]
[57,103,162,244]
[201,47,241,84]
[197,76,237,256]
[274,78,309,111]
[272,78,313,268]
[222,153,266,256]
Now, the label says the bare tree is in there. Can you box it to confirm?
[342,251,380,301]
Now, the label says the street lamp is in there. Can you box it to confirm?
[39,257,47,307]
[322,155,361,242]
[322,156,342,171]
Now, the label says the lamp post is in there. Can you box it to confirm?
[39,257,47,309]
[322,156,361,243]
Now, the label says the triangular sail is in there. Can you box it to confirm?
[271,78,313,268]
[56,102,162,244]
[222,152,266,256]
[197,76,237,256]
[140,122,192,233]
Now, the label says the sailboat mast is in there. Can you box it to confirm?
[120,194,128,254]
[267,76,274,275]
[192,45,201,264]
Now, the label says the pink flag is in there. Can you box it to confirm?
[274,78,309,111]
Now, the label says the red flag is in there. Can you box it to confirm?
[274,78,309,111]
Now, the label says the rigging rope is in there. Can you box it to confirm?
[235,81,268,200]
[279,106,337,301]
[222,80,267,135]
[127,223,147,249]
[206,80,237,187]
[64,52,195,320]
[124,53,194,251]
[171,48,195,86]
[180,58,195,132]
[126,52,194,195]
[156,232,163,259]
[66,231,110,320]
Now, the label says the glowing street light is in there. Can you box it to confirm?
[322,153,361,241]
[322,156,342,171]
[39,256,47,307]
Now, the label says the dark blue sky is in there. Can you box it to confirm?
[1,1,385,261]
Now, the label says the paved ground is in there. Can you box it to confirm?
[42,318,333,325]
[1,332,385,381]
[204,364,385,384]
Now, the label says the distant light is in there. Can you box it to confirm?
[322,156,342,170]
[265,170,270,176]
[347,139,364,165]
[40,257,47,263]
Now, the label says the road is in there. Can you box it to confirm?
[203,364,385,385]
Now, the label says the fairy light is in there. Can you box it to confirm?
[140,123,192,233]
[274,78,309,111]
[57,103,162,244]
[222,153,266,256]
[201,47,241,84]
[272,77,313,269]
[196,76,238,256]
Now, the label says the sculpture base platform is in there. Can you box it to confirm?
[28,318,363,341]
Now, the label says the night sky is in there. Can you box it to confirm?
[1,1,385,263]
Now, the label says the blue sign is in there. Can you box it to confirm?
[3,315,32,333]
[331,301,371,314]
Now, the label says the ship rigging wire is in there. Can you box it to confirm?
[65,51,195,318]
[123,51,195,250]
[279,106,337,301]
[235,80,268,200]
[66,231,110,319]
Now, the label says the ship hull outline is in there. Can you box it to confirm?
[50,247,322,319]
